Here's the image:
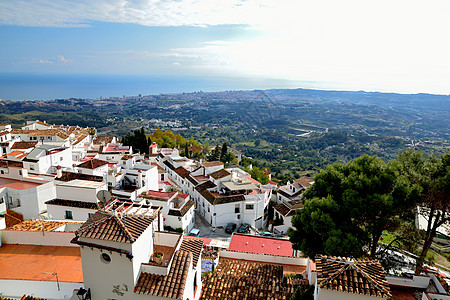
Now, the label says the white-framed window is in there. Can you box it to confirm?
[246,204,254,210]
[65,210,73,219]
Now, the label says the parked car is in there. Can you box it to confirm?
[237,223,250,234]
[225,223,237,234]
[188,228,200,237]
[258,231,274,237]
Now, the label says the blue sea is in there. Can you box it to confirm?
[0,73,323,101]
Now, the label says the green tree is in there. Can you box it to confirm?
[207,145,221,161]
[397,149,450,274]
[122,127,150,154]
[220,142,228,162]
[289,155,417,258]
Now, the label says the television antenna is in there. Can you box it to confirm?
[96,190,112,208]
[43,272,60,291]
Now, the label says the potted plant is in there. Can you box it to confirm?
[152,252,164,264]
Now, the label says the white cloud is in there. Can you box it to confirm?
[1,0,449,93]
[0,0,275,27]
[16,55,71,65]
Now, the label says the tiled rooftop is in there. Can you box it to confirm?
[294,176,314,188]
[93,136,114,145]
[57,171,103,182]
[0,244,83,282]
[202,161,223,167]
[45,198,98,210]
[179,237,203,267]
[0,160,24,168]
[75,211,154,243]
[77,158,108,169]
[316,255,391,298]
[10,141,38,149]
[5,219,78,231]
[200,258,303,299]
[168,199,194,217]
[134,250,191,299]
[209,169,231,180]
[174,166,190,178]
[274,203,291,217]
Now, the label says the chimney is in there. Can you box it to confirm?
[138,169,143,189]
[56,165,62,178]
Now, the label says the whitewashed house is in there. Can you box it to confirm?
[138,190,195,233]
[194,169,270,229]
[46,178,107,221]
[0,162,56,221]
[71,203,203,300]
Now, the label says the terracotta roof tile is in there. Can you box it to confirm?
[168,199,194,217]
[0,160,24,168]
[6,219,78,231]
[174,166,190,178]
[200,258,303,300]
[188,145,202,153]
[10,141,37,149]
[209,169,230,180]
[77,158,108,169]
[93,136,114,145]
[195,180,216,192]
[294,176,314,188]
[57,171,104,182]
[134,250,191,299]
[316,255,391,298]
[199,188,245,205]
[45,198,99,210]
[202,161,223,167]
[179,237,203,267]
[274,203,291,217]
[75,211,154,243]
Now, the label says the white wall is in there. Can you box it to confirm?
[47,205,97,222]
[80,246,135,300]
[0,279,81,300]
[1,230,77,247]
[8,181,56,220]
[56,183,106,203]
[386,275,430,289]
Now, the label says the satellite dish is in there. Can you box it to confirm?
[96,190,112,206]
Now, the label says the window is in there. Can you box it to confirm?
[17,199,20,207]
[88,213,94,219]
[0,170,4,174]
[19,170,22,175]
[60,157,63,161]
[65,210,73,219]
[246,204,254,210]
[0,197,4,204]
[30,166,34,171]
[235,204,240,213]
[237,214,241,220]
[100,253,111,264]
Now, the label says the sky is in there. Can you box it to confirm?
[0,0,450,95]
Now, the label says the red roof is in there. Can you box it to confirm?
[142,190,177,200]
[228,233,293,257]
